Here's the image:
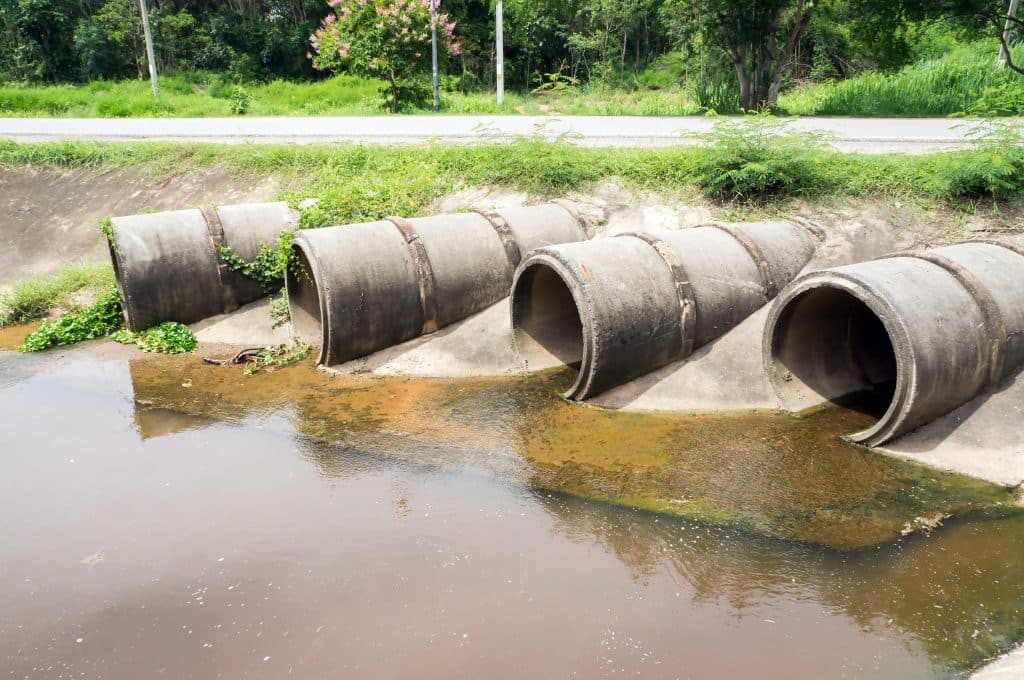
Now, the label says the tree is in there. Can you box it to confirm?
[670,0,815,110]
[74,0,143,80]
[310,0,460,111]
[853,0,1024,73]
[0,0,83,81]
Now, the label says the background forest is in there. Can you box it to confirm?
[0,0,1021,115]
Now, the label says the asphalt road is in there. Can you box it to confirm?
[0,115,1015,153]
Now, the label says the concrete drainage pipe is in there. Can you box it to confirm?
[511,221,818,400]
[764,237,1024,446]
[108,202,299,331]
[287,202,588,366]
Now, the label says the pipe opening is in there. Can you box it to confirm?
[286,244,325,355]
[771,286,897,418]
[512,263,584,373]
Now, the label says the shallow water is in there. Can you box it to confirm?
[1,348,1022,679]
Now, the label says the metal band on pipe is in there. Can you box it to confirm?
[200,205,239,309]
[903,250,1008,387]
[705,222,780,300]
[387,216,439,334]
[788,216,827,244]
[619,231,697,358]
[969,238,1024,260]
[474,210,523,269]
[550,199,582,224]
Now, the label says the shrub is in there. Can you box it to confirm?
[228,85,251,114]
[922,122,1024,199]
[687,116,828,199]
[309,0,460,112]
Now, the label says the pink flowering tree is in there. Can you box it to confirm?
[310,0,460,112]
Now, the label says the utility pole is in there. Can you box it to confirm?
[999,0,1020,67]
[430,0,440,112]
[496,0,504,106]
[138,0,159,99]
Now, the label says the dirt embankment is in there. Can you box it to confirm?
[0,166,279,285]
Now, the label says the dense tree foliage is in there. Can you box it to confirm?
[310,0,459,111]
[0,0,1019,109]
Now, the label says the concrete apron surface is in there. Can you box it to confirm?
[972,644,1024,679]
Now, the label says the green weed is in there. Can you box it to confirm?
[112,322,197,354]
[243,342,312,376]
[19,285,123,352]
[270,291,291,329]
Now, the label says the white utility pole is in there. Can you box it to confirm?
[430,0,440,112]
[999,0,1020,67]
[138,0,159,99]
[496,0,504,106]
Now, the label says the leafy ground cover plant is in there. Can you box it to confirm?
[112,322,197,354]
[19,285,123,351]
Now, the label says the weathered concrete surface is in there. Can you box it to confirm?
[592,307,780,412]
[325,301,520,377]
[289,203,587,367]
[972,645,1024,680]
[590,214,919,412]
[0,166,279,285]
[883,369,1024,488]
[511,221,816,400]
[322,200,932,394]
[110,202,298,331]
[190,298,291,347]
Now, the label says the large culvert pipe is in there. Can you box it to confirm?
[511,221,818,400]
[108,202,299,331]
[287,202,588,366]
[764,237,1024,446]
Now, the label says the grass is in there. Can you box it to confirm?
[0,262,114,327]
[1,122,1023,230]
[0,72,701,118]
[781,41,1024,117]
[4,43,1024,119]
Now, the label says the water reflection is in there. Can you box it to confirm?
[0,351,1021,678]
[534,491,1024,674]
[126,354,1018,549]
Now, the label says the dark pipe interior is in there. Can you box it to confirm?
[513,264,584,370]
[772,287,897,418]
[287,245,324,348]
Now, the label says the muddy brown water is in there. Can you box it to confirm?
[1,346,1022,679]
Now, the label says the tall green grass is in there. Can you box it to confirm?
[4,121,1019,227]
[0,71,702,118]
[0,74,384,117]
[0,262,114,327]
[781,41,1024,117]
